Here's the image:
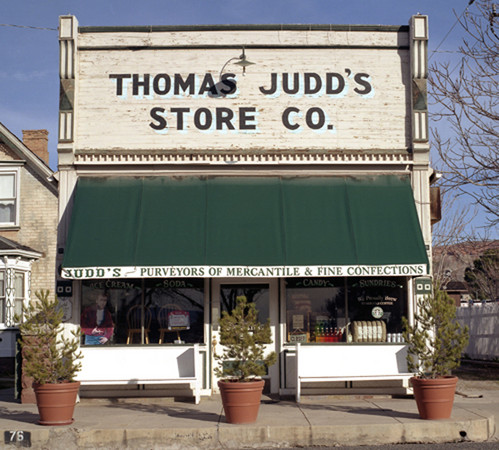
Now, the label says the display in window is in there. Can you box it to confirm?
[81,292,114,345]
[158,306,190,344]
[349,320,386,343]
[285,277,408,344]
[81,279,204,345]
[288,312,309,343]
[313,318,344,342]
[146,279,204,344]
[348,277,407,340]
[285,278,345,343]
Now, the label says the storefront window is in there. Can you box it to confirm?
[145,279,204,344]
[348,277,407,342]
[286,278,345,343]
[81,279,204,345]
[285,277,407,344]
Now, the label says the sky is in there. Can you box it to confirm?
[1,0,493,237]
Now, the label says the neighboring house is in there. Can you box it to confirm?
[442,280,470,306]
[0,123,58,372]
[433,240,499,305]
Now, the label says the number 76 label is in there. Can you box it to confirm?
[4,431,31,447]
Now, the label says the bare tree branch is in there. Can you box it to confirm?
[429,0,499,228]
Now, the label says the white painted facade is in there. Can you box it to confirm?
[57,16,432,399]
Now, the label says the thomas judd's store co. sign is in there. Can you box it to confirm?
[76,46,409,152]
[109,71,374,134]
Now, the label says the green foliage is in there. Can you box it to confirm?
[15,290,83,384]
[402,285,469,379]
[214,295,277,382]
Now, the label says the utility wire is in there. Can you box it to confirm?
[0,23,57,31]
[429,0,476,61]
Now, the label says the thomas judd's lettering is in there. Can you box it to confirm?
[108,70,375,134]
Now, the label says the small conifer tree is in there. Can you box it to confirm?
[16,290,82,384]
[214,295,277,382]
[402,285,469,379]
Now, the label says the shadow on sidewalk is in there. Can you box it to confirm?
[103,398,223,423]
[296,401,420,420]
[0,406,38,425]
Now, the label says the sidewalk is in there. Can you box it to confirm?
[0,381,497,449]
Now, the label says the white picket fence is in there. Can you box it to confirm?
[456,303,499,360]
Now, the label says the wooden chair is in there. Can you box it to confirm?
[126,305,152,344]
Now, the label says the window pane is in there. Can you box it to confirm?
[14,272,24,298]
[0,202,15,223]
[0,299,4,323]
[0,174,15,197]
[81,279,205,345]
[81,280,142,345]
[14,299,23,318]
[145,279,204,344]
[220,284,269,325]
[347,277,407,342]
[286,278,345,343]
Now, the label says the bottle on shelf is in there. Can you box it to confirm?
[314,322,320,343]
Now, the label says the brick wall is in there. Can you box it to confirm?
[0,141,58,295]
[22,130,49,165]
[19,167,58,294]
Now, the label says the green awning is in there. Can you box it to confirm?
[62,175,429,279]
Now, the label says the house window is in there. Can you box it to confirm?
[0,171,19,227]
[14,272,25,319]
[0,269,26,327]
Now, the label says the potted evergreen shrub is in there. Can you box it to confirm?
[16,290,83,425]
[402,284,469,419]
[214,295,277,424]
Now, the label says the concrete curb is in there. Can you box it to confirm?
[2,413,493,449]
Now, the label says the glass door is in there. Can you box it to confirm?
[211,279,279,393]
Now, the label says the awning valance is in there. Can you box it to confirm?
[62,175,429,279]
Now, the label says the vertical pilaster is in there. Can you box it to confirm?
[410,15,431,267]
[410,15,429,144]
[58,15,77,152]
[57,16,79,312]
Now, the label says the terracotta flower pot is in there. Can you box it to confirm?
[410,376,458,420]
[34,381,80,426]
[218,379,264,424]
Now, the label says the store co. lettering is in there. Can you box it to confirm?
[108,70,374,134]
[260,71,372,131]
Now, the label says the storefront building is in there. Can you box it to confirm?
[57,15,432,398]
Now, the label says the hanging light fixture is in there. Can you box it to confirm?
[219,47,255,79]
